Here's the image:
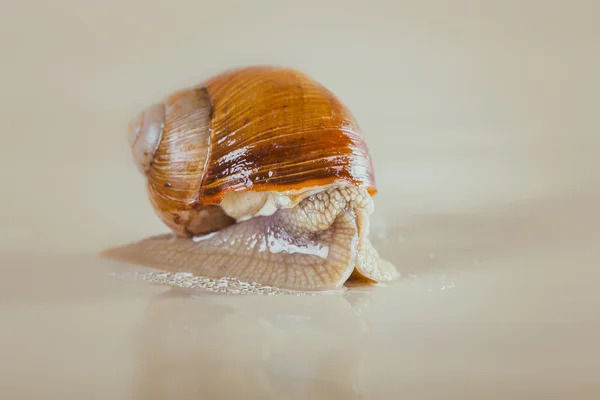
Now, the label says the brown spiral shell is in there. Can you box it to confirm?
[140,66,377,237]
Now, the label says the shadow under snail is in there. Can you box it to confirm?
[110,65,399,291]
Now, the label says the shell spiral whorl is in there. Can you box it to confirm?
[128,103,165,175]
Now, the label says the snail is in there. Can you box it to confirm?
[114,65,398,291]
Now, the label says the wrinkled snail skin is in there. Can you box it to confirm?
[119,65,398,291]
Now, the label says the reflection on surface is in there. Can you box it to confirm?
[135,288,373,399]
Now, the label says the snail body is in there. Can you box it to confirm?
[121,66,398,291]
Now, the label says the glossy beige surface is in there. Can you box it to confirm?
[1,0,599,399]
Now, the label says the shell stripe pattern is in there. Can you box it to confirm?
[198,66,377,205]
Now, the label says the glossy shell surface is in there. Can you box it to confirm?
[141,66,378,236]
[198,66,377,204]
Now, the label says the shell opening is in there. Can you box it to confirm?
[128,103,165,175]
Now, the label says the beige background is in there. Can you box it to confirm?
[1,0,599,398]
[1,0,598,253]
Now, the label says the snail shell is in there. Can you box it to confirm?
[119,66,398,291]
